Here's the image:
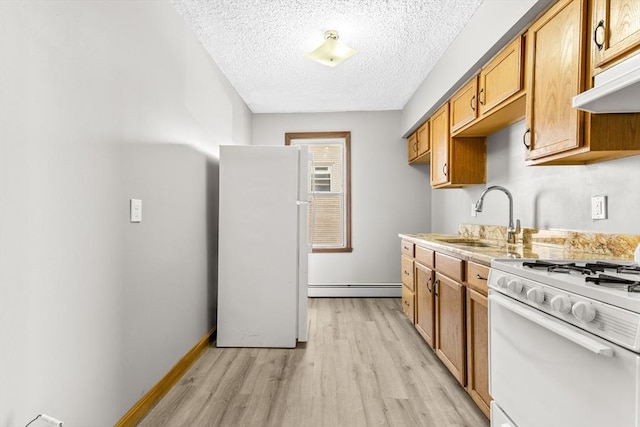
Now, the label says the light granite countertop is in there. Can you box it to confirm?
[400,224,640,266]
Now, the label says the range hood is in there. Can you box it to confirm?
[572,52,640,113]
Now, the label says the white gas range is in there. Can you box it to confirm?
[488,258,640,427]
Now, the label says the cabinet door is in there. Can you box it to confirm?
[525,0,587,161]
[415,263,435,349]
[430,103,450,186]
[450,77,478,132]
[416,121,430,157]
[435,273,466,385]
[407,133,418,162]
[466,288,490,418]
[402,285,415,324]
[479,37,523,116]
[591,0,640,73]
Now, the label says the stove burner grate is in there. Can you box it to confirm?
[524,260,639,276]
[524,261,596,275]
[586,274,640,293]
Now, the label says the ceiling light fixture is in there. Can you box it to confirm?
[306,30,358,67]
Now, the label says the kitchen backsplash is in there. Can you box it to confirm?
[458,223,640,259]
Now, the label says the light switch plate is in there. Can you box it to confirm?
[591,195,607,220]
[130,199,142,222]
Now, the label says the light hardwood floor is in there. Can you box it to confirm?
[139,298,489,427]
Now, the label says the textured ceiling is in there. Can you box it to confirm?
[171,0,484,114]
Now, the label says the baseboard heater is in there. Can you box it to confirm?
[308,283,401,298]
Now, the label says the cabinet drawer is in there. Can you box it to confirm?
[401,255,415,291]
[415,245,435,269]
[401,240,415,257]
[467,261,489,295]
[435,252,465,282]
[402,285,415,324]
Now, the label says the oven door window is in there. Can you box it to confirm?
[489,291,640,427]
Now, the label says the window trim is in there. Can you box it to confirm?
[285,131,352,253]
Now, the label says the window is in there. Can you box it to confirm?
[285,131,352,253]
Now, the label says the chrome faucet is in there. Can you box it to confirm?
[473,185,521,244]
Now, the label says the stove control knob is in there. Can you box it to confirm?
[507,279,523,294]
[572,301,596,322]
[526,287,545,304]
[550,295,572,314]
[497,276,508,289]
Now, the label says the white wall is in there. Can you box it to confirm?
[0,1,251,425]
[432,120,640,235]
[401,0,553,136]
[252,112,430,295]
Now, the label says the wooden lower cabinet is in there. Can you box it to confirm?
[466,288,490,418]
[400,245,416,324]
[415,262,435,348]
[435,272,466,386]
[398,240,489,418]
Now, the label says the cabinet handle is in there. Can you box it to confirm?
[594,19,605,51]
[470,95,476,111]
[442,163,448,177]
[427,278,432,292]
[476,274,488,281]
[404,270,410,276]
[434,279,439,297]
[413,142,418,153]
[523,128,531,149]
[479,88,485,106]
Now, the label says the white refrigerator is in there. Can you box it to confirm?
[216,145,310,348]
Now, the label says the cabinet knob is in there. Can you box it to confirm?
[523,128,531,149]
[594,20,605,51]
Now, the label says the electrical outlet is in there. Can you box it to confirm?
[591,195,607,220]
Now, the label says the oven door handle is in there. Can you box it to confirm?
[492,294,614,357]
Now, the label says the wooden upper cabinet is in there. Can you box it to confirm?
[408,121,430,164]
[479,37,524,116]
[591,0,640,75]
[525,0,587,161]
[430,103,450,186]
[453,36,526,137]
[525,0,640,165]
[416,121,430,157]
[450,77,479,133]
[431,102,487,188]
[407,132,418,163]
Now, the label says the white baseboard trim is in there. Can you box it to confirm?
[308,283,402,298]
